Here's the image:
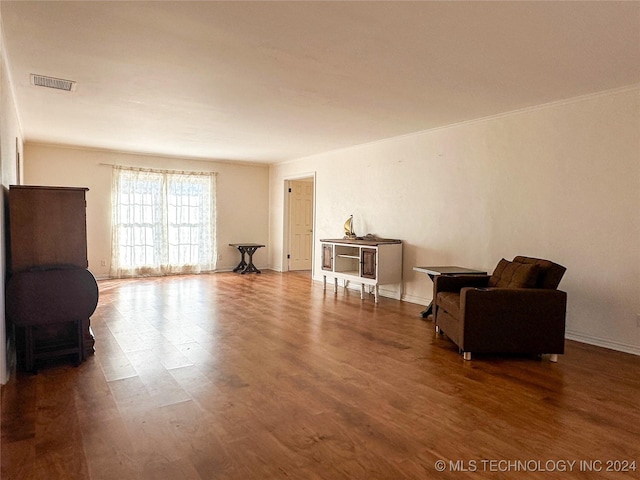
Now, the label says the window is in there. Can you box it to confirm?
[111,166,216,277]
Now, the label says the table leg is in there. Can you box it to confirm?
[420,302,433,318]
[419,273,436,318]
[232,247,248,272]
[241,246,261,274]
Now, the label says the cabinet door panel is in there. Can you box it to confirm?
[361,248,376,279]
[321,244,333,271]
[10,186,88,272]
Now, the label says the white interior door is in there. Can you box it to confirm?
[289,179,313,270]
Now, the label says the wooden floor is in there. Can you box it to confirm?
[2,271,639,480]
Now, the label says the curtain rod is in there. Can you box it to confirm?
[98,163,217,176]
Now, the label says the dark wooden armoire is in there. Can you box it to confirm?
[6,185,99,372]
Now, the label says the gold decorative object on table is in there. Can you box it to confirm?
[343,215,357,239]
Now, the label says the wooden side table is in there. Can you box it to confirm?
[413,266,487,318]
[230,243,265,274]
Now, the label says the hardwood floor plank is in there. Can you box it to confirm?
[79,417,140,480]
[33,369,90,479]
[1,438,36,480]
[2,271,640,479]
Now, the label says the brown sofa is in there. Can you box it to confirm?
[433,256,567,361]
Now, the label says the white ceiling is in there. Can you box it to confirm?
[2,1,639,164]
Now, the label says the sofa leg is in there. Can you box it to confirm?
[549,354,558,363]
[463,352,472,361]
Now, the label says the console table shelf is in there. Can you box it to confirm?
[320,238,402,303]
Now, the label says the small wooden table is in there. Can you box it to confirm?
[230,243,265,274]
[413,266,487,318]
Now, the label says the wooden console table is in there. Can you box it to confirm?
[321,238,402,303]
[413,266,487,318]
[230,243,265,274]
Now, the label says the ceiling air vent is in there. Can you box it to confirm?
[30,74,77,92]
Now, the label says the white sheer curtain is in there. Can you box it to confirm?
[110,166,216,278]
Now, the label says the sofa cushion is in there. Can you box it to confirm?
[512,256,566,289]
[437,292,461,317]
[488,258,539,288]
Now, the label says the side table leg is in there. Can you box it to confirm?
[420,302,433,318]
[241,246,261,274]
[420,273,436,318]
[232,247,248,272]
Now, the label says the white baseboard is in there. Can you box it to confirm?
[401,293,428,306]
[565,330,640,356]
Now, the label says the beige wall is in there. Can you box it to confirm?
[1,13,23,384]
[23,144,270,277]
[270,86,640,355]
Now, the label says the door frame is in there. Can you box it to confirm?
[282,172,316,274]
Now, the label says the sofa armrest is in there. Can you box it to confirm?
[434,275,490,293]
[459,287,567,353]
